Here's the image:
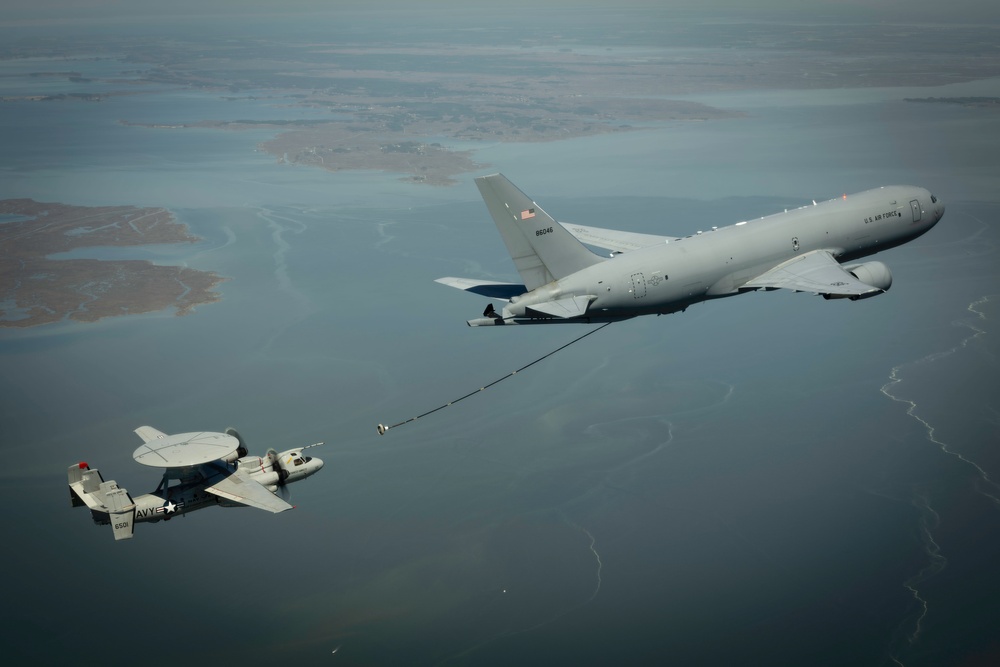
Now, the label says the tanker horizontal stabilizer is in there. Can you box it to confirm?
[527,294,595,318]
[434,277,526,300]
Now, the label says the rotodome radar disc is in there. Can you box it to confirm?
[133,431,239,468]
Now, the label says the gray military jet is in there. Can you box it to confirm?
[68,427,324,541]
[437,174,945,325]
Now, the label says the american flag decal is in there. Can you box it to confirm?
[520,208,535,220]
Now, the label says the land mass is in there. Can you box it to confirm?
[7,18,999,185]
[905,96,1000,108]
[0,199,224,328]
[118,65,738,185]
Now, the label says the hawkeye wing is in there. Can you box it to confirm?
[204,468,293,513]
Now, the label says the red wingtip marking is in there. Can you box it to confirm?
[78,461,89,469]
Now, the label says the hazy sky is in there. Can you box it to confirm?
[3,0,999,23]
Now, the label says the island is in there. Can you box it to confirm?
[110,43,745,186]
[10,20,1000,187]
[0,199,224,328]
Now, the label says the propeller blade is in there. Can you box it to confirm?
[266,448,289,485]
[225,427,249,458]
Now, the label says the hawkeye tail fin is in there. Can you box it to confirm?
[68,462,104,509]
[101,481,136,541]
[475,174,603,291]
[68,463,135,541]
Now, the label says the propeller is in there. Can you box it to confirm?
[225,427,250,458]
[266,447,291,500]
[223,429,319,504]
[269,442,323,501]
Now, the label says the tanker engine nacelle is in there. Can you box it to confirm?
[824,261,892,300]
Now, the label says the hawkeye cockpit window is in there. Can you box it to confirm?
[931,194,937,203]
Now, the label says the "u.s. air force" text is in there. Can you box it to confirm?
[863,210,901,224]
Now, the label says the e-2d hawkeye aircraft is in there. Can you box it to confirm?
[68,427,324,541]
[436,174,945,325]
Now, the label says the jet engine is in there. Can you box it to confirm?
[824,261,892,300]
[846,261,892,292]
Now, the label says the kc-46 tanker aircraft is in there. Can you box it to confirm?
[437,174,945,325]
[68,427,324,541]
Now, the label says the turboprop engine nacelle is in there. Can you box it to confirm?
[273,447,324,484]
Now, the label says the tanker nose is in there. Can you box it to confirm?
[930,193,944,223]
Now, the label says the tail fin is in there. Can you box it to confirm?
[68,463,136,541]
[68,462,105,509]
[101,481,136,541]
[475,174,603,291]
